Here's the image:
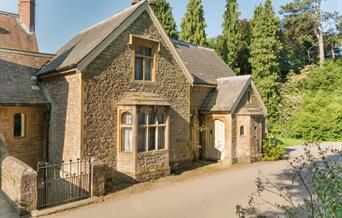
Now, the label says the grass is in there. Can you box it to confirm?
[276,135,306,147]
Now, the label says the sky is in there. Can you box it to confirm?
[0,0,340,53]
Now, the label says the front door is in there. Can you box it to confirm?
[208,120,225,160]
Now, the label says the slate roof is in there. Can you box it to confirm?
[0,49,54,105]
[0,11,38,52]
[200,75,251,112]
[172,40,235,85]
[36,1,144,76]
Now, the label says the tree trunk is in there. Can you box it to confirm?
[318,24,325,65]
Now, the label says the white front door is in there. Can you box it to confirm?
[209,120,225,160]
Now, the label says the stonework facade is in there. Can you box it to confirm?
[1,1,267,198]
[41,73,82,163]
[82,12,191,178]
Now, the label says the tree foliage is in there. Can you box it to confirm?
[287,60,342,141]
[249,0,282,124]
[236,19,251,75]
[180,0,207,46]
[154,0,178,39]
[222,0,240,72]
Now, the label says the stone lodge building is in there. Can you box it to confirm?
[1,0,267,184]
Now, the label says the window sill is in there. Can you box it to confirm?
[131,80,157,85]
[137,149,168,154]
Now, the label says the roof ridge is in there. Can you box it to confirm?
[0,10,18,17]
[0,48,56,57]
[172,39,215,51]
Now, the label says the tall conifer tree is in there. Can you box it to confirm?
[249,0,282,123]
[154,0,178,39]
[179,0,207,46]
[222,0,240,73]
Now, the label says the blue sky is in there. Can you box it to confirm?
[0,0,340,53]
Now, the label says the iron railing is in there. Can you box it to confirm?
[37,158,92,209]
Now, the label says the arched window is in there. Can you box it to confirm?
[240,126,245,136]
[121,112,132,152]
[14,113,25,137]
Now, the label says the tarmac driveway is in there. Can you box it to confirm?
[43,142,342,218]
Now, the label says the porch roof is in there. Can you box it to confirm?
[200,75,251,112]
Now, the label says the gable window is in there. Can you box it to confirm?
[240,126,245,136]
[247,90,252,104]
[129,35,160,82]
[134,46,153,81]
[138,108,167,153]
[120,112,133,152]
[14,113,25,137]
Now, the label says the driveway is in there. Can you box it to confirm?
[42,142,342,218]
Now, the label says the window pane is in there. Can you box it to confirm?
[158,127,165,150]
[147,113,154,125]
[14,113,23,137]
[138,126,146,152]
[145,47,152,57]
[122,112,132,125]
[138,113,145,125]
[121,128,132,152]
[135,57,143,80]
[148,127,156,151]
[135,46,143,55]
[144,60,152,81]
[157,113,165,124]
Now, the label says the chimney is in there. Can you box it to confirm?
[18,0,35,32]
[132,0,156,8]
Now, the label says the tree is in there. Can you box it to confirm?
[222,0,240,72]
[281,0,338,66]
[154,0,178,39]
[179,0,207,46]
[236,19,251,75]
[249,0,282,124]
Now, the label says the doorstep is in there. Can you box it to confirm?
[30,197,103,217]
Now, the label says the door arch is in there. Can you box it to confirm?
[208,119,225,160]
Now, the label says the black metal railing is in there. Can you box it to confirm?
[37,158,92,209]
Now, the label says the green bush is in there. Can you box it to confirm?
[276,60,342,141]
[262,135,285,161]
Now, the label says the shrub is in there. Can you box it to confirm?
[262,135,285,161]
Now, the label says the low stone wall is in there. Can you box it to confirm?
[136,150,170,182]
[91,158,106,197]
[0,144,37,215]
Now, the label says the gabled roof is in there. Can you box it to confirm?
[36,1,144,76]
[0,49,54,105]
[172,40,235,85]
[200,75,266,114]
[0,11,38,52]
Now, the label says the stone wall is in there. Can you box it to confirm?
[136,150,170,181]
[0,139,37,215]
[41,73,82,163]
[232,85,265,163]
[0,106,47,169]
[82,12,191,177]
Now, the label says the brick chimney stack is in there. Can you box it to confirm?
[18,0,35,32]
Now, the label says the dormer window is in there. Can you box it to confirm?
[129,35,160,82]
[134,46,153,81]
